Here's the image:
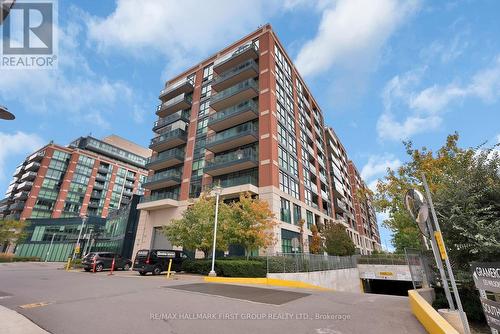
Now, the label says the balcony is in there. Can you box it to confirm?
[205,122,258,154]
[9,201,25,211]
[13,165,24,177]
[210,78,258,111]
[5,213,21,220]
[125,173,135,181]
[142,169,182,191]
[212,59,259,92]
[159,78,194,101]
[124,181,134,189]
[208,99,258,132]
[88,201,99,209]
[321,189,330,201]
[205,147,258,177]
[98,166,109,174]
[149,128,187,152]
[95,174,106,182]
[93,183,104,191]
[25,161,40,172]
[13,191,29,201]
[153,111,189,132]
[90,191,101,199]
[123,189,133,197]
[28,151,44,162]
[156,93,192,118]
[146,148,185,170]
[20,171,37,181]
[17,181,33,191]
[213,42,259,74]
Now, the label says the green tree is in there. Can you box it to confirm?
[0,219,27,252]
[374,132,500,265]
[324,223,356,256]
[226,193,276,259]
[162,192,231,257]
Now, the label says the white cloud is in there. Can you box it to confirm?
[377,55,500,141]
[360,154,402,182]
[295,0,420,77]
[0,19,144,128]
[87,0,271,60]
[0,132,44,181]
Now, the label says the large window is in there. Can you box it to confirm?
[280,197,291,224]
[293,204,301,225]
[306,210,313,229]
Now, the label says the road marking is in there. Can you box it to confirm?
[19,301,52,309]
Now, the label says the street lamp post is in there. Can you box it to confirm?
[208,185,222,277]
[72,215,87,260]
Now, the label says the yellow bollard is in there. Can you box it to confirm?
[166,258,173,279]
[65,257,72,271]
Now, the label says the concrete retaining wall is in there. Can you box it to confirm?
[267,268,362,293]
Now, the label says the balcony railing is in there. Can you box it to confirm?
[159,77,194,101]
[149,128,187,151]
[212,59,259,92]
[210,78,258,111]
[146,148,185,169]
[153,111,190,131]
[9,201,25,211]
[25,161,40,172]
[143,169,182,190]
[213,42,259,74]
[208,99,258,132]
[156,93,192,117]
[206,122,258,153]
[205,147,258,176]
[140,192,179,203]
[213,173,258,188]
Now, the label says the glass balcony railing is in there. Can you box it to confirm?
[210,78,258,108]
[156,93,192,116]
[144,169,182,184]
[150,128,187,147]
[208,99,258,129]
[215,173,258,188]
[207,147,257,166]
[212,59,258,88]
[159,78,194,100]
[140,192,179,203]
[153,111,190,131]
[206,122,258,146]
[213,42,259,71]
[146,148,185,166]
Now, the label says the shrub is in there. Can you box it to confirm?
[0,254,41,262]
[181,259,266,277]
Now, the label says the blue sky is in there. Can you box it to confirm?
[1,0,499,250]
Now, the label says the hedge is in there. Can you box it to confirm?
[0,254,41,263]
[181,259,266,277]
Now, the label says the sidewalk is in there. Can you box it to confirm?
[0,306,49,334]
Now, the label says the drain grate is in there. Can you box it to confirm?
[165,283,310,305]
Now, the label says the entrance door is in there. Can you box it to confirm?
[151,227,172,249]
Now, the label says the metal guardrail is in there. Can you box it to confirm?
[357,254,408,265]
[266,253,358,274]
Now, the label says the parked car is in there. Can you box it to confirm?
[133,249,190,276]
[82,252,132,272]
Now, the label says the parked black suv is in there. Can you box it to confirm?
[82,252,132,272]
[133,249,190,276]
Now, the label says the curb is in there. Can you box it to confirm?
[203,276,332,291]
[408,290,459,334]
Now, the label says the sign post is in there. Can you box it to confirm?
[471,262,500,334]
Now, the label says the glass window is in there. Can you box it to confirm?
[306,210,313,229]
[293,204,301,225]
[280,197,291,224]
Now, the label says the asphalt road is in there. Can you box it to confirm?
[0,262,425,334]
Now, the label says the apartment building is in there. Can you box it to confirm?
[347,161,381,254]
[325,127,381,254]
[0,135,149,222]
[134,24,379,255]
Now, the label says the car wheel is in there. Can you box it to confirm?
[95,263,104,272]
[84,268,91,272]
[139,271,147,276]
[152,267,161,275]
[123,263,130,271]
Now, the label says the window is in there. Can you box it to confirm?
[200,84,211,99]
[282,238,292,253]
[52,150,70,161]
[203,64,213,81]
[293,204,301,225]
[290,179,299,199]
[279,171,289,194]
[280,197,291,224]
[191,159,205,177]
[289,157,298,177]
[306,210,313,229]
[199,100,210,118]
[196,117,208,135]
[278,146,288,170]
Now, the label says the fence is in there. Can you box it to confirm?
[357,254,408,265]
[266,253,358,274]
